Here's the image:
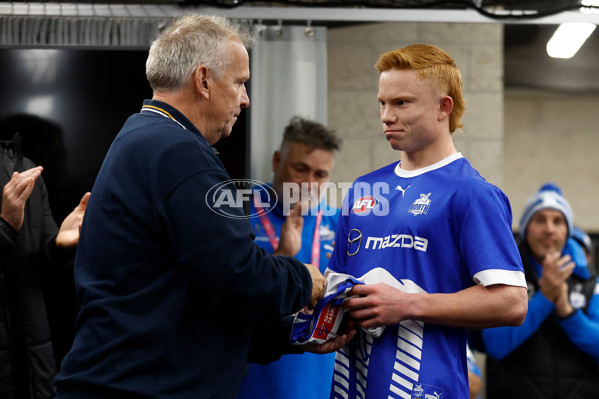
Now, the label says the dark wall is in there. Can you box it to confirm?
[0,48,248,221]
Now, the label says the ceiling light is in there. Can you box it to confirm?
[580,0,599,15]
[546,22,596,59]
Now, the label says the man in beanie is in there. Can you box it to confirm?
[480,183,599,398]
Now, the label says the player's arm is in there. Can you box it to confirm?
[345,282,527,329]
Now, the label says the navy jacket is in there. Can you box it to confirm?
[56,100,312,399]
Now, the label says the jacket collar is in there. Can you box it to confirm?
[142,99,207,142]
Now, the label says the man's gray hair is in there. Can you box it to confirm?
[146,14,253,92]
[279,116,342,156]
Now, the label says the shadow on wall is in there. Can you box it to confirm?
[0,113,79,221]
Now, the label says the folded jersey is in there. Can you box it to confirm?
[290,269,389,345]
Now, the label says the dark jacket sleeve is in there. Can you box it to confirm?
[0,216,18,265]
[45,233,76,265]
[247,315,304,365]
[158,144,313,323]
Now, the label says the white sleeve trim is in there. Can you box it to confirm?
[473,269,527,288]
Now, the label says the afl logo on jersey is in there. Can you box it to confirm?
[352,196,378,214]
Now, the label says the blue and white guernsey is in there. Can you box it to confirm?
[327,153,526,399]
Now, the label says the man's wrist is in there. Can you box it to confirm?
[0,216,19,241]
[558,307,577,319]
[46,234,77,264]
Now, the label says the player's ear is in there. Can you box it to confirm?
[438,95,454,122]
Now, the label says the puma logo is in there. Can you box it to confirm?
[395,185,410,198]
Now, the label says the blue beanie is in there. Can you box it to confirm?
[519,183,574,238]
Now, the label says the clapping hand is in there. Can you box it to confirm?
[1,166,43,231]
[274,202,303,257]
[55,192,91,248]
[538,251,575,303]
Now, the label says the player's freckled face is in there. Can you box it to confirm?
[378,69,444,153]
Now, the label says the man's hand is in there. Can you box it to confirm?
[55,192,91,248]
[274,202,303,256]
[1,166,43,231]
[303,319,358,354]
[539,251,575,303]
[554,284,575,318]
[305,263,325,309]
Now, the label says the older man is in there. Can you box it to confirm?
[55,15,351,399]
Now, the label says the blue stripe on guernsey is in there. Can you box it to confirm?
[314,268,430,398]
[328,153,525,399]
[328,275,429,398]
[392,320,424,397]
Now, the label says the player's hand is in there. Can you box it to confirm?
[344,283,407,328]
[1,166,43,231]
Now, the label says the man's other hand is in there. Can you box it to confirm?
[303,319,357,354]
[305,263,324,309]
[56,192,91,248]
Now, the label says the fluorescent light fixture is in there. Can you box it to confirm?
[581,0,599,15]
[546,0,598,59]
[546,22,596,59]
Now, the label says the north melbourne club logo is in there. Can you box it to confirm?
[411,383,444,399]
[408,193,431,216]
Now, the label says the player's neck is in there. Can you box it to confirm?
[400,140,457,171]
